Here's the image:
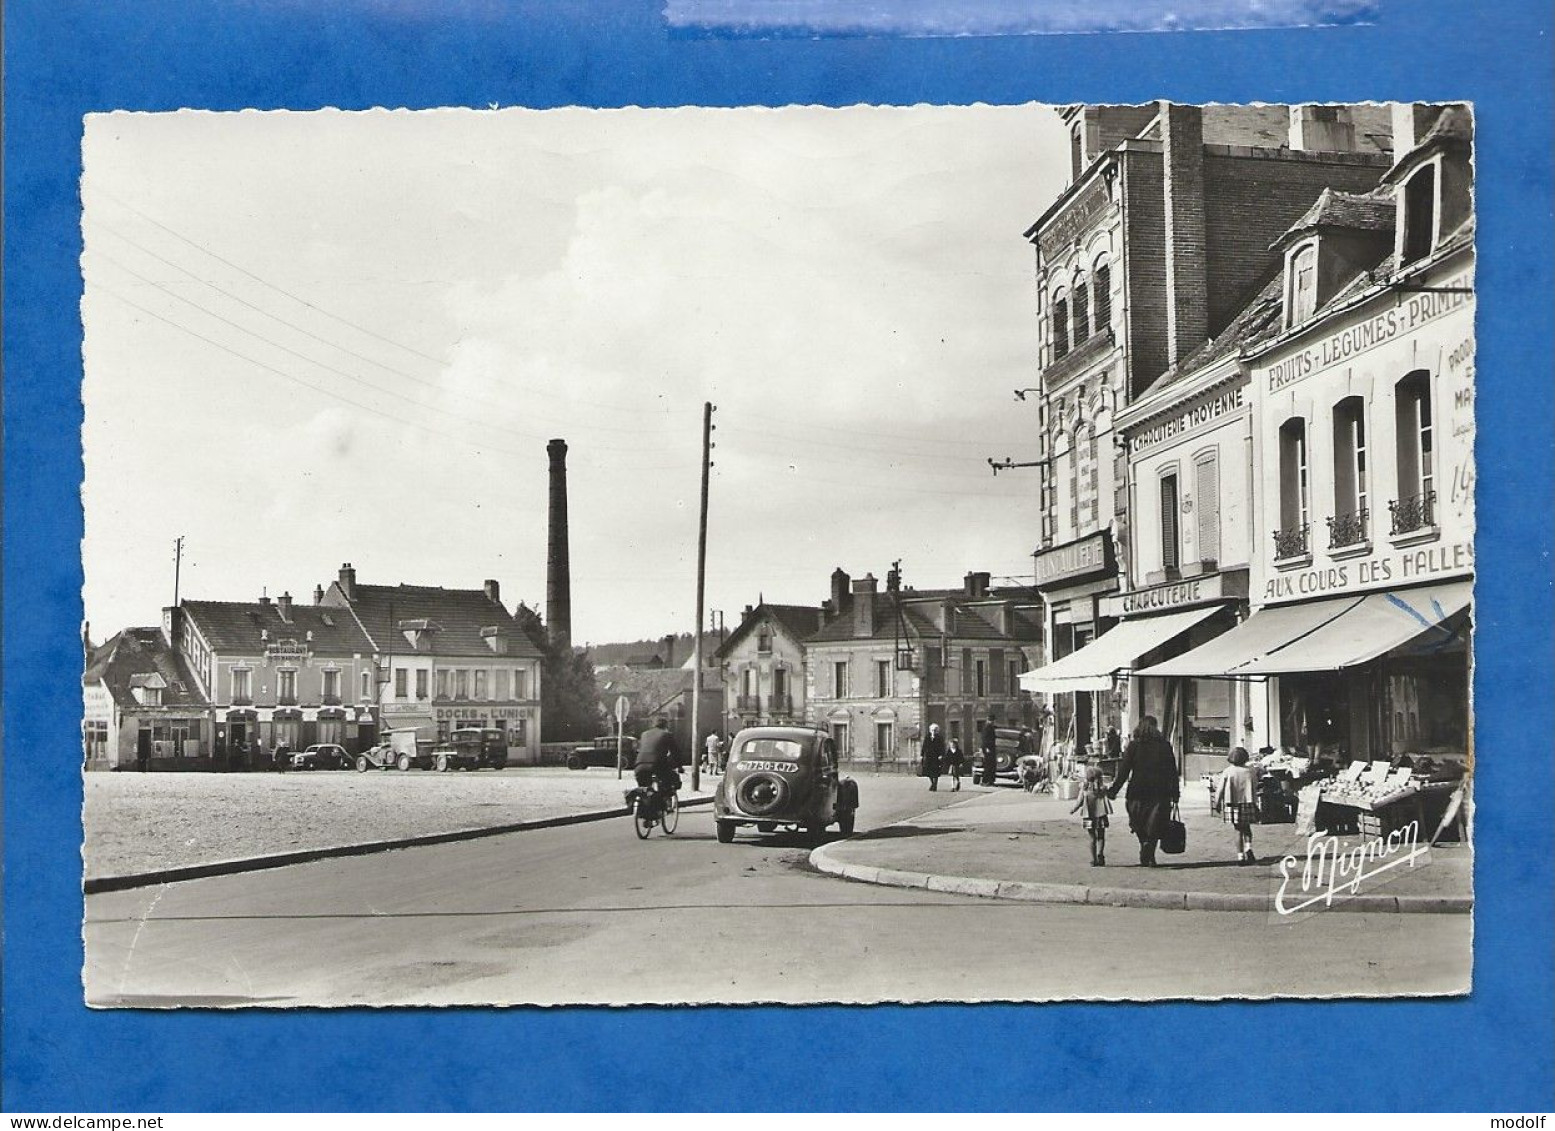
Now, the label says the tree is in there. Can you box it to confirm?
[513,603,603,741]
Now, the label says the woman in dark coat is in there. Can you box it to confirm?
[920,724,946,792]
[1107,715,1180,867]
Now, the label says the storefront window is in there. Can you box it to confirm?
[1278,671,1350,756]
[1385,654,1468,755]
[1184,679,1232,755]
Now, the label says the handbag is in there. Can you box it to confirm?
[1159,803,1187,855]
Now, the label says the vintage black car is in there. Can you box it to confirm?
[291,743,351,771]
[714,726,858,843]
[567,735,636,770]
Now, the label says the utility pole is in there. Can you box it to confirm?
[172,536,185,607]
[689,401,715,793]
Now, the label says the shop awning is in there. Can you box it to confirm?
[1235,580,1472,675]
[1019,605,1224,693]
[1137,580,1472,678]
[1136,597,1361,678]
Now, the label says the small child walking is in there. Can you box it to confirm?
[1071,764,1113,866]
[1216,746,1260,864]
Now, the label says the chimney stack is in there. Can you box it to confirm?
[663,634,676,668]
[1161,102,1209,369]
[963,571,991,598]
[313,584,325,605]
[851,574,878,638]
[277,592,293,621]
[546,439,573,650]
[484,578,501,604]
[338,563,356,601]
[830,568,851,614]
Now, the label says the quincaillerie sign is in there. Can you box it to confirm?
[1034,531,1115,589]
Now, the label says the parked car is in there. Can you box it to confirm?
[450,726,509,769]
[355,728,433,772]
[428,730,483,772]
[714,726,858,843]
[970,726,1029,778]
[291,743,351,771]
[568,735,636,770]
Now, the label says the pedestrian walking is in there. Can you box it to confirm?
[704,732,723,775]
[920,724,945,792]
[1071,764,1113,866]
[1107,715,1180,867]
[945,738,965,791]
[1104,724,1123,763]
[980,719,999,786]
[1216,746,1260,864]
[274,740,290,773]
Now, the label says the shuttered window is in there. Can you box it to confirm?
[1195,453,1220,564]
[1160,472,1180,571]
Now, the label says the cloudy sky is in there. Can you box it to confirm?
[82,104,1069,645]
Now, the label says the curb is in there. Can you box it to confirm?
[84,796,715,895]
[808,839,1471,915]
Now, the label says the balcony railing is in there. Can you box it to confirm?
[1326,507,1370,550]
[231,695,253,707]
[321,694,342,706]
[736,694,760,711]
[1272,523,1310,560]
[767,693,793,716]
[1389,490,1437,536]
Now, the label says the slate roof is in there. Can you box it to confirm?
[1273,188,1395,249]
[596,666,720,715]
[1139,272,1286,398]
[182,598,376,656]
[805,595,1042,646]
[715,603,825,660]
[329,582,544,660]
[85,627,209,709]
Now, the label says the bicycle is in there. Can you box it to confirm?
[630,781,680,838]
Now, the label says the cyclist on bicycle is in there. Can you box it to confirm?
[634,716,683,803]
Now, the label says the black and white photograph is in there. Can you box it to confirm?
[80,100,1475,1008]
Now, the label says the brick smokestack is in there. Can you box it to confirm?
[1161,102,1208,366]
[546,439,572,650]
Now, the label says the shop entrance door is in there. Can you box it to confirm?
[1075,692,1093,755]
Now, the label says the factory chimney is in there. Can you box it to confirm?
[546,438,573,650]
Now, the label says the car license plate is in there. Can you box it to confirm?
[739,761,799,773]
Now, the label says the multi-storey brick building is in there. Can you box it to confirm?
[1021,101,1396,757]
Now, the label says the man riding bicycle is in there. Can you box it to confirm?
[633,716,683,808]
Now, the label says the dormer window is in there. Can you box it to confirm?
[1287,243,1319,327]
[481,626,508,654]
[1401,164,1437,265]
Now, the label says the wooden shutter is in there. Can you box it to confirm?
[990,648,1006,694]
[1195,455,1220,563]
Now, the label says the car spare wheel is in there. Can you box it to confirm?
[736,772,789,816]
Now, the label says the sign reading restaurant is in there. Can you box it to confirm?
[1262,540,1473,605]
[1034,531,1115,588]
[1128,384,1246,455]
[1265,273,1473,393]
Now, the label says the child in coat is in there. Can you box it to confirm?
[1071,764,1113,866]
[1216,746,1260,864]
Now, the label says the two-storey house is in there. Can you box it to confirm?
[716,602,822,731]
[322,564,545,763]
[83,625,211,770]
[177,591,379,762]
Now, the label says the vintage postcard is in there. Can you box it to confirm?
[80,101,1473,1007]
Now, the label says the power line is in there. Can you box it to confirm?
[95,284,698,472]
[87,249,698,462]
[86,191,680,425]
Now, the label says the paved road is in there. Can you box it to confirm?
[84,775,1469,1007]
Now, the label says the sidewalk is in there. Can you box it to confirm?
[814,783,1472,913]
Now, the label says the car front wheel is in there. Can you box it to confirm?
[355,755,370,773]
[716,821,736,844]
[396,753,413,772]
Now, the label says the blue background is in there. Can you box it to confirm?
[5,0,1552,1113]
